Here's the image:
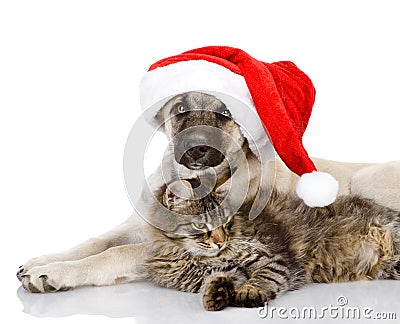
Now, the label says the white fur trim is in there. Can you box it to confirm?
[140,60,275,163]
[295,171,339,207]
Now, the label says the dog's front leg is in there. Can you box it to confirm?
[17,213,148,279]
[20,243,148,293]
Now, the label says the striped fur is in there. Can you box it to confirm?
[145,186,400,311]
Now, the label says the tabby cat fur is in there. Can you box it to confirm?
[145,181,400,311]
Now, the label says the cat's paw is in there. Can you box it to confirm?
[202,274,235,311]
[234,284,272,308]
[20,263,74,293]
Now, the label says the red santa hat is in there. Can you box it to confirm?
[140,46,338,207]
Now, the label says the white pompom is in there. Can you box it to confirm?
[295,171,339,207]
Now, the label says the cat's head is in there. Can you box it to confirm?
[162,179,233,257]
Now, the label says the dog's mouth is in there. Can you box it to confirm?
[177,145,225,170]
[187,163,208,170]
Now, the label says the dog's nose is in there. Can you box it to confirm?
[186,145,209,160]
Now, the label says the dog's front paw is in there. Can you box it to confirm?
[234,284,272,308]
[20,263,75,293]
[17,255,60,282]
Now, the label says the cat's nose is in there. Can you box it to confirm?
[216,241,226,249]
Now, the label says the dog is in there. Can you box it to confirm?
[17,91,400,292]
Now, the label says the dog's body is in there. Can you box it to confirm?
[17,92,400,293]
[268,157,400,211]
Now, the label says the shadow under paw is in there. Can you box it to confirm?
[203,275,235,311]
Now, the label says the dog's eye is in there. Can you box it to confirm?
[222,109,231,117]
[176,104,186,114]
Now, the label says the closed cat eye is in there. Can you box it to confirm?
[224,216,234,229]
[192,222,208,231]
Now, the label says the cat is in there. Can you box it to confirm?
[144,180,400,311]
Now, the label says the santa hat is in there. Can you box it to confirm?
[140,46,338,207]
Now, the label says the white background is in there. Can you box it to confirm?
[1,0,400,323]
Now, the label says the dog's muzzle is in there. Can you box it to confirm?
[179,145,224,169]
[173,128,225,170]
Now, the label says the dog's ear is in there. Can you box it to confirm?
[163,180,193,209]
[154,107,167,132]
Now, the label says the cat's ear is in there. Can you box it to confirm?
[163,180,194,209]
